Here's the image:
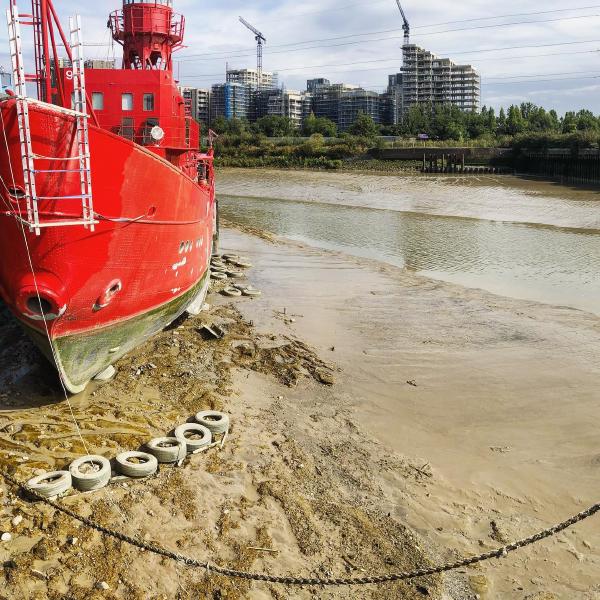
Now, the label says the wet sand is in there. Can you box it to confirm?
[221,226,600,598]
[1,221,599,598]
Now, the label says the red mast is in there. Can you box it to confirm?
[109,0,185,71]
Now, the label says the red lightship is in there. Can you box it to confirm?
[0,0,216,392]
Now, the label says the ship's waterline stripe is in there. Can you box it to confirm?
[21,272,211,391]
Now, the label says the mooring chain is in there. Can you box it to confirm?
[1,469,599,587]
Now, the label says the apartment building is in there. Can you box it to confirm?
[0,68,11,92]
[311,81,360,124]
[181,87,211,125]
[400,44,480,115]
[84,59,116,70]
[338,89,382,131]
[266,90,312,128]
[226,68,277,91]
[210,82,251,121]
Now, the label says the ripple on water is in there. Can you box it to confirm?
[220,190,600,315]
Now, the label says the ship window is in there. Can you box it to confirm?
[92,92,104,110]
[143,93,155,111]
[122,93,134,111]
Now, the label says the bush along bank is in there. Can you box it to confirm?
[214,131,370,171]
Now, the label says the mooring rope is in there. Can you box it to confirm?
[0,469,598,587]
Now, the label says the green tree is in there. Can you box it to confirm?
[254,115,295,137]
[348,111,380,137]
[302,113,338,137]
[402,103,432,136]
[431,104,466,140]
[575,109,599,131]
[561,111,578,134]
[506,105,526,135]
[497,107,507,134]
[212,115,230,135]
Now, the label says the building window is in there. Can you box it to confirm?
[143,93,155,111]
[92,92,104,110]
[122,93,133,111]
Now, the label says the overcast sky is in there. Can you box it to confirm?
[2,0,600,114]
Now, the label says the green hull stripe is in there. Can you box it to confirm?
[24,273,209,390]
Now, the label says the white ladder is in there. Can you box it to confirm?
[5,3,96,235]
[69,15,94,232]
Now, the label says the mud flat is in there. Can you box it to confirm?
[0,225,599,599]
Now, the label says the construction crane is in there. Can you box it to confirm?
[239,17,266,88]
[395,0,410,46]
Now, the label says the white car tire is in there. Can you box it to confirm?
[174,423,212,453]
[115,451,158,478]
[194,411,230,435]
[69,455,112,492]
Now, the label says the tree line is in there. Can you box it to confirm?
[211,112,376,139]
[393,102,600,140]
[210,102,600,144]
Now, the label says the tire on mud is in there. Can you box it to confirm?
[221,287,242,297]
[27,471,72,498]
[174,423,212,453]
[194,411,230,435]
[69,455,112,492]
[146,437,187,464]
[115,451,158,478]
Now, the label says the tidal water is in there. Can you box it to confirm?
[218,170,600,315]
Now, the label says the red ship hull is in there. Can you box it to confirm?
[0,98,215,392]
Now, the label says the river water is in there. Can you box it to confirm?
[218,169,600,316]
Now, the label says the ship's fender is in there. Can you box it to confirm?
[16,271,67,322]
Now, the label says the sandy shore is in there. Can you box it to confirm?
[1,225,599,599]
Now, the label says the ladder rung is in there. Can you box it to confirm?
[33,169,86,173]
[37,195,92,200]
[29,220,99,229]
[33,155,89,161]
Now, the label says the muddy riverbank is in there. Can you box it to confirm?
[0,246,441,600]
[1,222,599,599]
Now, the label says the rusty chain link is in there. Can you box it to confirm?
[1,469,598,587]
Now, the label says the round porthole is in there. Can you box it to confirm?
[7,186,25,199]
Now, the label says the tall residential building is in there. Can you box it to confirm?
[387,73,403,124]
[306,78,330,94]
[226,68,277,91]
[307,80,384,130]
[181,87,211,126]
[399,45,480,115]
[266,90,312,129]
[0,68,11,91]
[338,89,382,131]
[379,90,398,127]
[311,81,360,124]
[84,59,116,70]
[210,82,251,121]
